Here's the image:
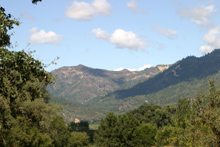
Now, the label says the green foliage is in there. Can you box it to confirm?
[50,96,104,124]
[0,1,90,146]
[94,112,141,147]
[114,113,140,147]
[175,98,191,129]
[94,112,118,147]
[68,132,90,147]
[130,103,176,128]
[166,80,220,146]
[0,7,19,47]
[0,47,90,146]
[94,80,220,146]
[155,126,174,147]
[49,116,71,147]
[0,48,60,146]
[133,123,157,147]
[8,116,53,147]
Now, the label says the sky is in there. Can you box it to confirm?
[2,0,220,71]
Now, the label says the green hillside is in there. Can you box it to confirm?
[86,72,220,114]
[49,49,220,122]
[85,49,220,114]
[50,97,105,124]
[106,49,220,100]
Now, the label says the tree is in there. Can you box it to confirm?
[0,48,67,146]
[155,125,174,147]
[94,112,140,147]
[7,116,53,147]
[68,132,90,147]
[167,81,220,147]
[114,113,140,147]
[0,1,89,146]
[130,103,176,128]
[49,116,71,147]
[187,80,220,146]
[94,112,118,147]
[133,123,157,147]
[0,7,19,47]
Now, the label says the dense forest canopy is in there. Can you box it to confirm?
[94,81,220,146]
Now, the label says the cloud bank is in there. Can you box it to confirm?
[28,27,63,45]
[199,27,220,54]
[178,5,215,26]
[114,64,152,71]
[92,28,147,50]
[66,0,111,20]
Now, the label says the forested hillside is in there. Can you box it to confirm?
[106,49,220,99]
[94,81,220,146]
[86,71,220,114]
[50,97,105,124]
[49,49,220,120]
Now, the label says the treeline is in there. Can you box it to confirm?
[94,80,220,146]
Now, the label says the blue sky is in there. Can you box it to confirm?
[2,0,220,71]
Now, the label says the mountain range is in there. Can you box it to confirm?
[47,64,169,103]
[48,49,220,123]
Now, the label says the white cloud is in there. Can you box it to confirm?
[127,0,147,14]
[114,64,152,71]
[127,0,140,12]
[91,28,110,41]
[114,68,124,71]
[138,64,152,71]
[21,12,36,20]
[92,28,147,50]
[66,0,111,20]
[178,5,215,26]
[110,29,146,50]
[153,26,178,39]
[66,1,96,20]
[92,0,111,15]
[199,45,213,54]
[28,27,63,45]
[199,27,220,54]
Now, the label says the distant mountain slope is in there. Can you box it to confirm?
[106,49,220,100]
[47,64,169,103]
[50,97,105,124]
[86,71,220,115]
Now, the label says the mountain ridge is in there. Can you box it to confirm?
[105,49,220,100]
[47,64,170,103]
[48,49,220,122]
